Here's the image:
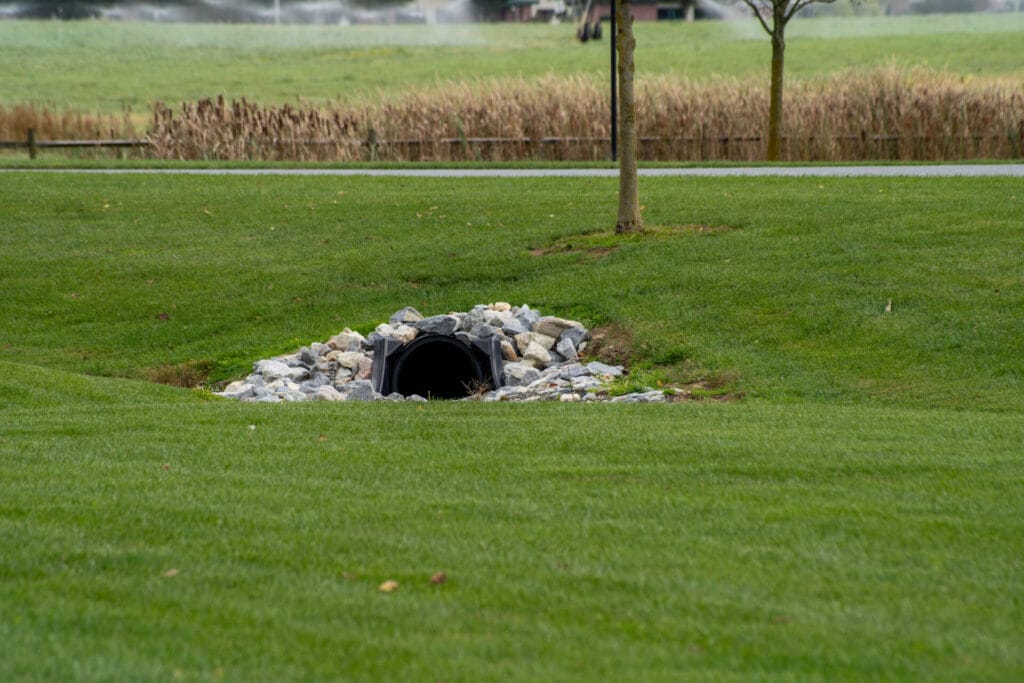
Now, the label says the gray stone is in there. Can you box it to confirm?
[555,338,578,362]
[389,307,423,325]
[501,318,529,336]
[571,376,604,391]
[610,391,666,404]
[298,347,318,367]
[339,379,378,401]
[280,391,307,402]
[513,305,540,329]
[545,350,566,367]
[285,366,309,381]
[503,362,541,387]
[558,363,588,379]
[460,308,488,331]
[469,323,497,339]
[254,394,283,403]
[414,315,460,336]
[559,325,589,350]
[385,392,405,401]
[485,310,514,328]
[586,361,624,378]
[406,394,428,402]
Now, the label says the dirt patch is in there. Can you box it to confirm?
[662,223,738,235]
[530,223,739,261]
[530,242,620,261]
[584,323,638,366]
[144,360,214,389]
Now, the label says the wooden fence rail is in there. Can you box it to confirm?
[0,129,150,159]
[3,128,1021,161]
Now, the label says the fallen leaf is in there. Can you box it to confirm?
[378,580,399,593]
[163,568,180,578]
[430,571,447,586]
[157,312,170,320]
[162,463,171,470]
[770,614,791,625]
[884,298,892,313]
[317,434,327,442]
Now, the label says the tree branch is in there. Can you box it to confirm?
[784,0,834,23]
[739,0,773,35]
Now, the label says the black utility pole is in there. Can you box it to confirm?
[610,5,618,161]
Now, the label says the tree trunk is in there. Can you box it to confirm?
[766,22,786,161]
[615,0,643,234]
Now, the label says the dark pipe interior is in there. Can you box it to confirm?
[391,336,490,399]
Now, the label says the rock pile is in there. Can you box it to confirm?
[216,303,672,403]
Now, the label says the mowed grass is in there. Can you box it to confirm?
[3,14,1024,113]
[1,173,1020,409]
[1,173,1023,680]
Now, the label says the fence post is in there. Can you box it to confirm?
[27,128,37,159]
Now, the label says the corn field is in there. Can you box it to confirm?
[4,68,1023,161]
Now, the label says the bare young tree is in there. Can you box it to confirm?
[615,0,643,234]
[739,0,835,160]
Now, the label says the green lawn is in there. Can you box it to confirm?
[1,172,1022,679]
[3,14,1024,112]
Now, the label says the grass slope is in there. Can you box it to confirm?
[1,173,1020,408]
[2,15,1024,112]
[1,173,1022,680]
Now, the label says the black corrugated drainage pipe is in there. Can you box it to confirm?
[371,334,504,399]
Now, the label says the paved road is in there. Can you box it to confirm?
[3,165,1023,177]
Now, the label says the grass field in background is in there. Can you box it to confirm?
[3,14,1024,113]
[1,172,1022,680]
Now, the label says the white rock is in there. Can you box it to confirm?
[559,393,581,402]
[393,324,418,342]
[524,341,551,367]
[315,385,344,401]
[514,332,556,354]
[255,359,292,380]
[334,351,365,369]
[534,316,583,339]
[327,328,365,351]
[218,381,254,400]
